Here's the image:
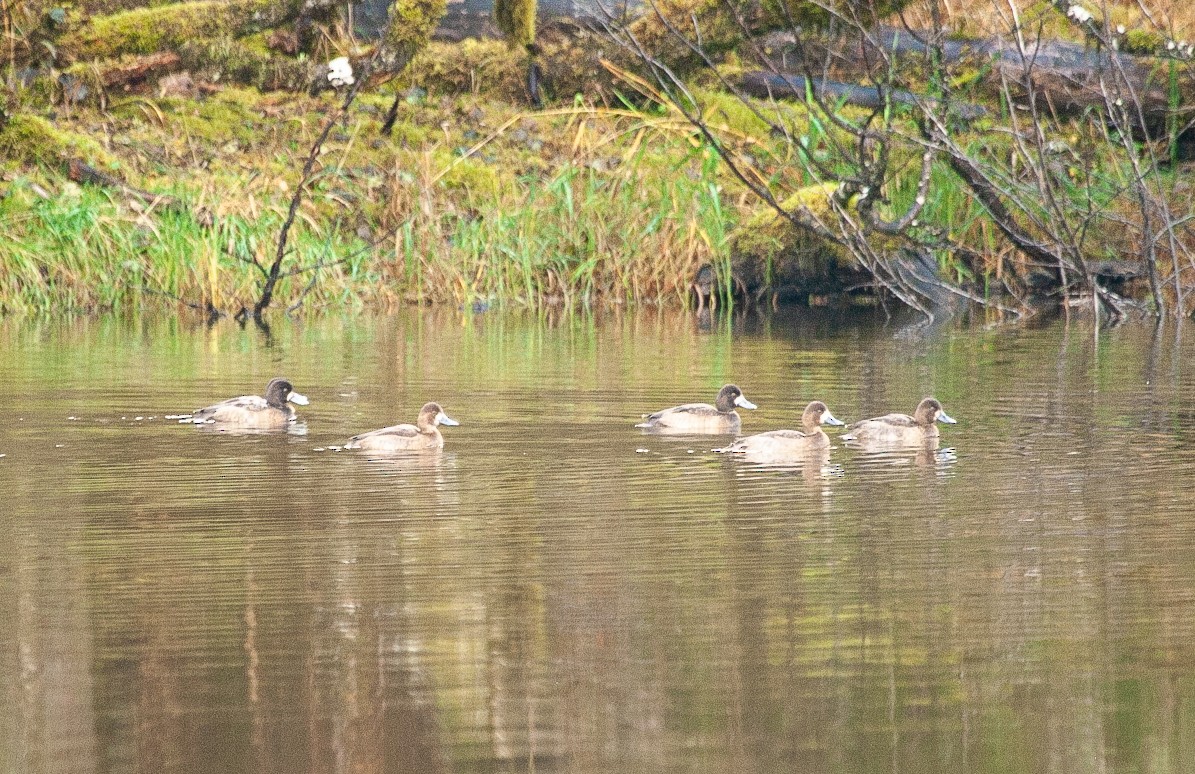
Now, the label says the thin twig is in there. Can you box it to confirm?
[257,54,378,318]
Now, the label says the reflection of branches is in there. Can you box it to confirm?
[139,285,222,323]
[286,268,323,315]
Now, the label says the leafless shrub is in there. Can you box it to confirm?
[600,0,1195,322]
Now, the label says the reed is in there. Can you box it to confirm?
[378,146,729,308]
[0,95,737,314]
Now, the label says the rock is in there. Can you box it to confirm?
[158,72,197,99]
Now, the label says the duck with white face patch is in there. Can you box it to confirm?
[841,397,956,448]
[189,377,308,430]
[636,384,757,434]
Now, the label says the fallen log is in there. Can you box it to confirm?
[738,71,988,122]
[757,26,1195,136]
[60,0,306,61]
[91,51,183,88]
[872,27,1189,131]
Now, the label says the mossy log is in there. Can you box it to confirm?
[391,25,621,107]
[178,37,312,91]
[62,51,183,95]
[60,0,306,61]
[0,113,117,167]
[383,0,449,68]
[625,0,913,76]
[863,27,1193,135]
[48,0,452,97]
[738,72,988,122]
[494,0,535,48]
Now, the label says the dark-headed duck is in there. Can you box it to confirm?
[716,401,844,455]
[346,402,459,451]
[841,397,956,447]
[636,384,757,433]
[190,377,308,429]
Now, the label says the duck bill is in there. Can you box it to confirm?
[822,411,844,426]
[937,410,957,424]
[734,394,757,410]
[288,391,310,406]
[436,412,460,427]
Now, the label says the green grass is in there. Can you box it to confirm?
[0,99,740,314]
[5,51,1185,317]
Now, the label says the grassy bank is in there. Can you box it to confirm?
[1,68,754,315]
[3,10,1192,317]
[0,58,1000,317]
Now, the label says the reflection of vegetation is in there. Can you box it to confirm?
[4,312,1195,770]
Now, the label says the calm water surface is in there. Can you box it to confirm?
[3,308,1195,774]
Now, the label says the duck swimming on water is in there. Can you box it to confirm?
[636,384,757,434]
[716,400,844,456]
[841,397,956,448]
[345,402,460,452]
[190,377,308,430]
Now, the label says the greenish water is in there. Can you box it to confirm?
[3,308,1195,774]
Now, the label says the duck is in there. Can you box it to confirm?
[190,377,308,429]
[345,402,459,451]
[636,384,757,433]
[841,397,956,447]
[716,401,844,455]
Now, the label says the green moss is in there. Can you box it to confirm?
[178,36,311,91]
[382,0,447,67]
[385,117,434,147]
[693,85,782,137]
[633,0,914,74]
[494,0,536,48]
[402,39,524,99]
[729,182,854,291]
[76,0,181,14]
[150,87,266,145]
[13,70,60,108]
[439,155,502,199]
[63,0,299,60]
[1122,29,1164,55]
[0,114,117,168]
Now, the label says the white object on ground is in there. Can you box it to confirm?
[328,57,355,88]
[1066,5,1093,23]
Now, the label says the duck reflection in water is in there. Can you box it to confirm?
[692,263,716,314]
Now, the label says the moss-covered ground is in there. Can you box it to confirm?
[1,40,781,314]
[3,9,1191,316]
